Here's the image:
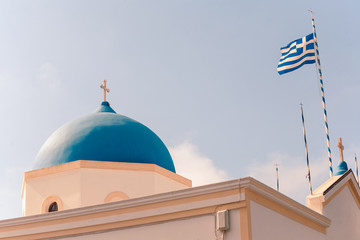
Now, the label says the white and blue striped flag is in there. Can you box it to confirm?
[277,33,316,75]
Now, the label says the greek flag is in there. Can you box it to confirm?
[277,33,316,75]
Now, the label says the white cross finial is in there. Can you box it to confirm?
[309,9,315,19]
[337,137,344,162]
[100,79,110,102]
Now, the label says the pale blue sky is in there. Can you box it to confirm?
[0,0,359,219]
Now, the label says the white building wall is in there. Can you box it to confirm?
[323,185,360,240]
[8,178,333,240]
[153,171,191,193]
[23,169,83,216]
[80,168,188,205]
[250,201,325,240]
[62,210,241,240]
[23,166,190,216]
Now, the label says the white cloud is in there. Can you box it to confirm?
[169,142,360,205]
[245,152,331,204]
[169,142,229,186]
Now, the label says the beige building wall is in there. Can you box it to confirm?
[1,180,245,239]
[62,210,241,240]
[323,184,360,240]
[251,201,326,240]
[8,177,333,240]
[22,161,191,216]
[23,168,83,216]
[306,171,360,240]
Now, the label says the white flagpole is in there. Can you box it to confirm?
[355,153,359,184]
[300,103,313,194]
[275,163,279,191]
[309,9,333,178]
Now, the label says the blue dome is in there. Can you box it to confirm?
[33,101,175,173]
[335,161,348,176]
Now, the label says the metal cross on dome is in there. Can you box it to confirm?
[100,79,110,102]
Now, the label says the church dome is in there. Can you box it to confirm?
[33,101,175,173]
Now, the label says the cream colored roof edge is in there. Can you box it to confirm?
[5,176,330,228]
[21,160,192,198]
[321,170,360,203]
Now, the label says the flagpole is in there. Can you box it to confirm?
[300,103,313,195]
[355,153,359,184]
[309,9,333,178]
[275,163,279,191]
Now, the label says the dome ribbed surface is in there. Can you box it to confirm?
[335,161,348,176]
[33,101,175,173]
